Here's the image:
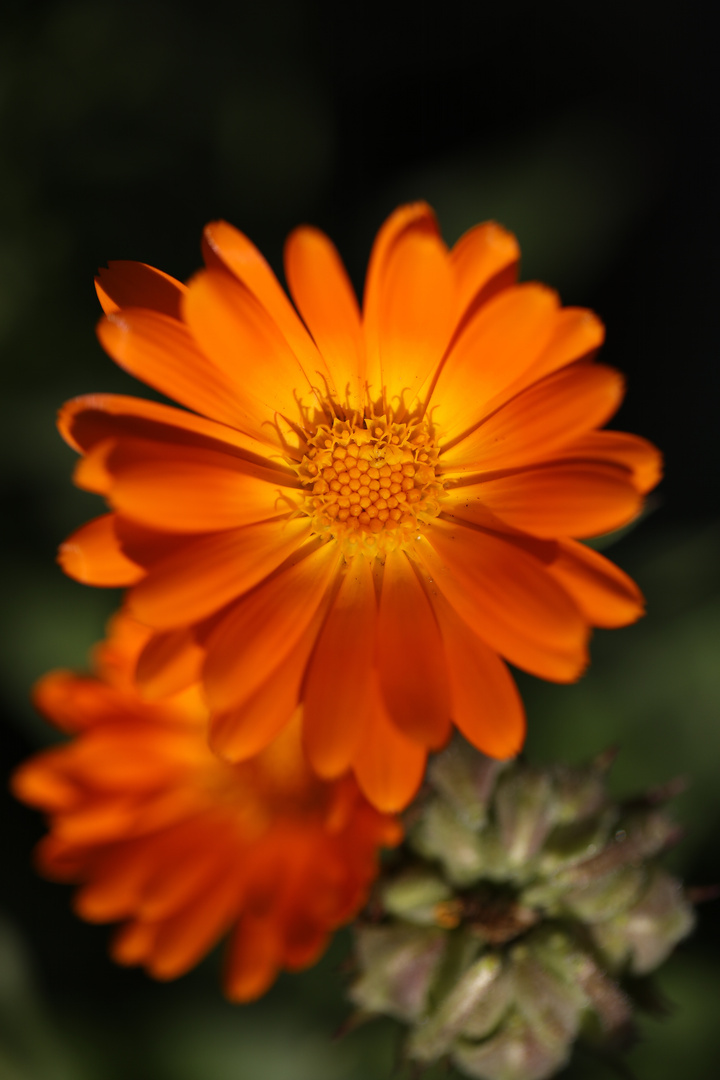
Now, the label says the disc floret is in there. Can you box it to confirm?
[297,411,444,556]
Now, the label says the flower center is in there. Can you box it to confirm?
[297,412,444,556]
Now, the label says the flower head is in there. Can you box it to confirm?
[59,204,660,810]
[12,615,400,1001]
[350,738,695,1080]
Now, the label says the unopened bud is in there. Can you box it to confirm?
[350,924,446,1022]
[348,738,696,1080]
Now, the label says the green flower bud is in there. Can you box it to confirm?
[350,924,446,1022]
[349,738,695,1080]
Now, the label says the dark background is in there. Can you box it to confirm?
[1,1,718,1077]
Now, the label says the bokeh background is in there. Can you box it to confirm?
[1,1,718,1077]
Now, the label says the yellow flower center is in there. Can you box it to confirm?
[297,412,444,556]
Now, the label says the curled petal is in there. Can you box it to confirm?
[95,261,186,319]
[58,514,144,586]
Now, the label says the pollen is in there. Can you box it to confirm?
[297,412,444,556]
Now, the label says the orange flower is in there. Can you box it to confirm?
[12,615,400,1001]
[58,203,660,810]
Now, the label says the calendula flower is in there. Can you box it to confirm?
[58,203,659,810]
[12,615,400,1001]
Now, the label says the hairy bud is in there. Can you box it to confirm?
[349,739,695,1080]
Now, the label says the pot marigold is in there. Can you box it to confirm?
[12,615,400,1001]
[58,203,660,811]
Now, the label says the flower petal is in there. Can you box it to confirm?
[59,393,291,464]
[377,549,451,749]
[202,542,340,713]
[440,363,624,474]
[547,431,663,494]
[352,675,427,812]
[202,219,324,378]
[427,585,526,759]
[183,269,321,427]
[98,309,277,440]
[507,306,605,396]
[104,438,299,532]
[363,202,454,406]
[95,261,186,319]
[58,513,144,586]
[136,818,233,920]
[209,681,304,762]
[445,462,642,539]
[546,540,645,628]
[135,628,205,699]
[450,222,520,323]
[428,284,560,441]
[416,522,588,682]
[112,921,157,966]
[303,554,377,778]
[143,866,241,979]
[284,226,365,411]
[31,671,140,734]
[224,912,281,1002]
[127,517,312,628]
[75,837,159,920]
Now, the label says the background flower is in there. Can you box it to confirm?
[12,614,400,1002]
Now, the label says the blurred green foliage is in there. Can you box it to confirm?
[1,0,717,1077]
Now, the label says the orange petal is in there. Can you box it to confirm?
[440,363,624,474]
[445,462,643,539]
[11,750,79,810]
[427,284,560,441]
[104,437,299,532]
[204,550,332,759]
[376,549,451,749]
[127,517,312,628]
[74,835,162,921]
[207,646,310,761]
[547,430,663,494]
[54,798,144,845]
[202,219,325,378]
[58,513,144,586]
[302,554,377,777]
[282,918,329,972]
[450,222,520,323]
[427,586,526,758]
[352,676,427,812]
[504,306,606,399]
[95,261,186,319]
[135,628,205,699]
[224,912,281,1002]
[55,723,191,792]
[546,539,644,628]
[144,866,241,979]
[203,541,340,712]
[59,392,292,463]
[183,269,319,427]
[113,516,189,569]
[112,921,158,966]
[415,522,588,682]
[284,226,365,411]
[98,309,277,440]
[73,438,115,494]
[136,818,234,920]
[31,670,146,733]
[363,203,454,408]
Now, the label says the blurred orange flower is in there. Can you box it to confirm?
[58,203,660,810]
[12,615,400,1001]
